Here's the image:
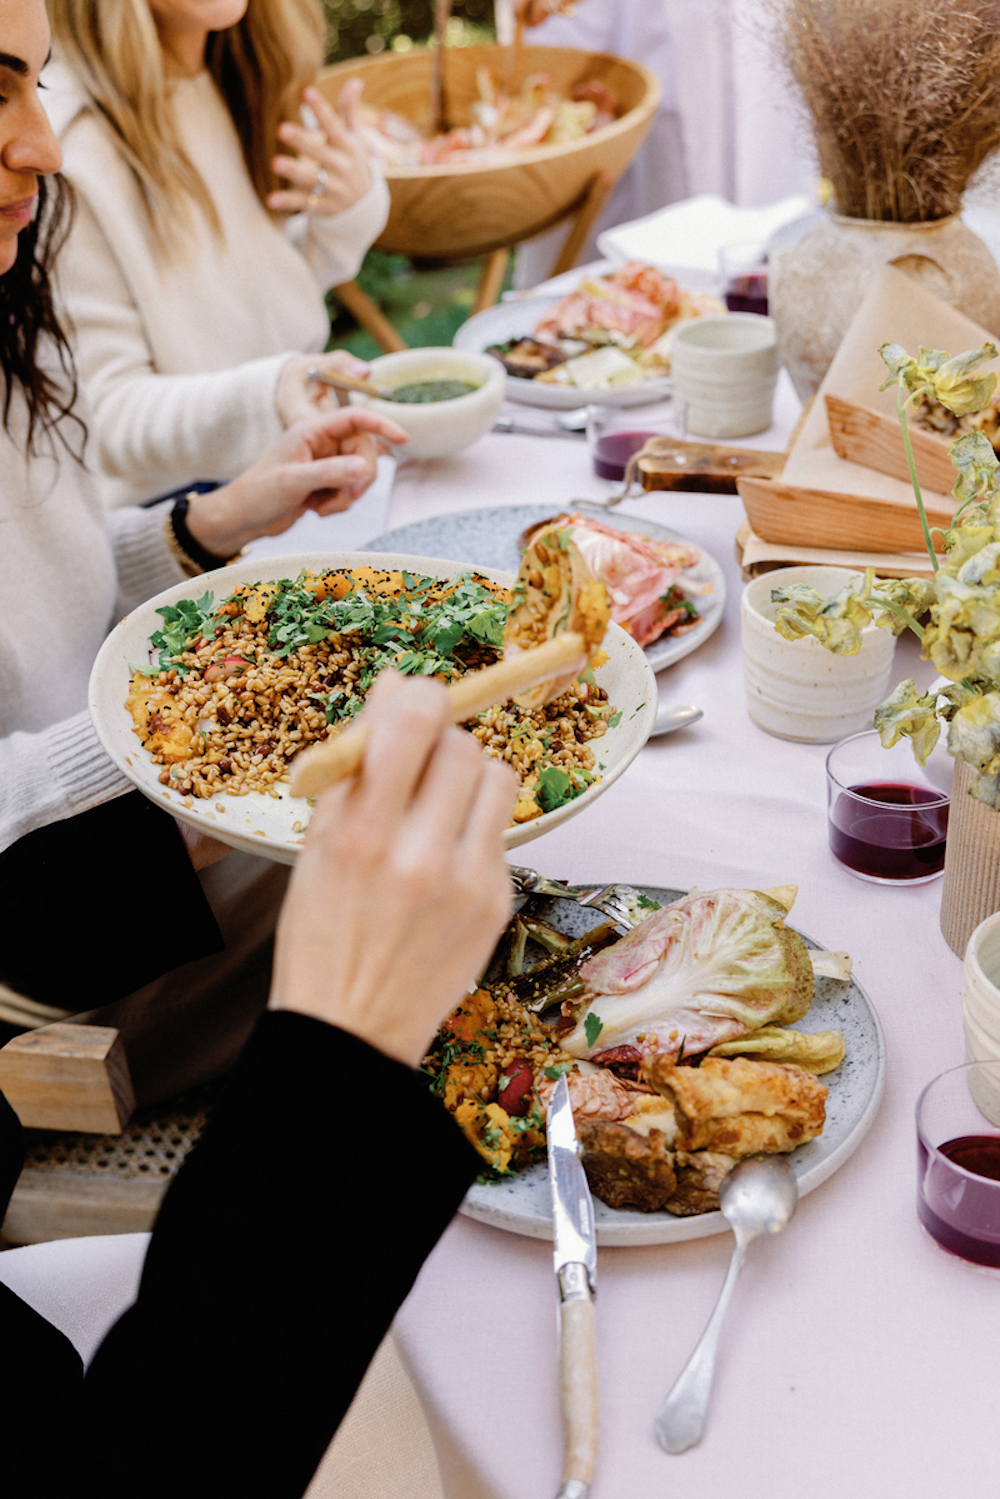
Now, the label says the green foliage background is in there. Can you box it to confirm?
[322,0,495,63]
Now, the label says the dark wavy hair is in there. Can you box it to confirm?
[0,172,85,459]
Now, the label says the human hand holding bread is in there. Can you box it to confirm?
[269,672,518,1067]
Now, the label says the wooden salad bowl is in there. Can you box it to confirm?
[316,44,660,261]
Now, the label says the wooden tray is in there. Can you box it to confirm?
[318,45,659,261]
[636,438,786,493]
[825,394,956,495]
[737,474,951,555]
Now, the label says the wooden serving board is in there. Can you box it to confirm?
[737,475,952,555]
[825,394,956,495]
[637,439,786,493]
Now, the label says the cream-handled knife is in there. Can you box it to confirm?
[547,1073,598,1499]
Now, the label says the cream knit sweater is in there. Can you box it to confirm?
[47,65,390,507]
[0,386,186,853]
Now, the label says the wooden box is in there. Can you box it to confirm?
[736,474,952,555]
[825,393,957,496]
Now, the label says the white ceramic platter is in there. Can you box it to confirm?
[89,551,657,865]
[461,887,886,1246]
[368,504,726,675]
[452,296,672,410]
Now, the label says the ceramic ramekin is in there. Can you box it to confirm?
[671,313,778,439]
[741,565,897,742]
[350,347,506,460]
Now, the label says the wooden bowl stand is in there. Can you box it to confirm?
[318,44,658,351]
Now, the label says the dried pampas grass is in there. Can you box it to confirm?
[774,0,1000,222]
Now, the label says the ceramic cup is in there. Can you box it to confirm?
[741,566,897,742]
[963,912,1000,1082]
[671,313,778,439]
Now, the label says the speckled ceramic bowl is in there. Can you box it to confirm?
[90,550,657,863]
[461,888,886,1245]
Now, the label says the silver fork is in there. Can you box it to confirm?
[576,882,657,931]
[509,867,657,931]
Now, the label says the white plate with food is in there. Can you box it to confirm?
[454,885,885,1246]
[89,551,656,864]
[455,297,670,410]
[368,505,726,674]
[453,262,724,409]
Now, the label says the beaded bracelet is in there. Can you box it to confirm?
[165,492,227,577]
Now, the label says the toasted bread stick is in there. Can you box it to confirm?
[289,631,587,798]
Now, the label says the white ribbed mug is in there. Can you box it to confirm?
[741,566,897,742]
[963,915,1000,1122]
[672,313,778,439]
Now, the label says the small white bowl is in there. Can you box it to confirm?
[741,565,897,742]
[350,347,506,460]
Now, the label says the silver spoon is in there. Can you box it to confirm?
[655,1155,798,1455]
[492,408,588,438]
[650,703,703,738]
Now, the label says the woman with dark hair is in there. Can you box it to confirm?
[1,15,521,1493]
[0,1,408,1099]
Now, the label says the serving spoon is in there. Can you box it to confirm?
[655,1155,799,1454]
[307,366,391,400]
[650,703,702,738]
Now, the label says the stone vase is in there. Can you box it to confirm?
[940,759,1000,957]
[769,210,1000,401]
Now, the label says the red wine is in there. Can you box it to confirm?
[828,780,948,881]
[918,1133,1000,1267]
[724,273,768,316]
[593,430,658,481]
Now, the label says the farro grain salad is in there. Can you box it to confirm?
[126,565,618,824]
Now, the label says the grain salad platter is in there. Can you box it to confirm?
[90,551,657,863]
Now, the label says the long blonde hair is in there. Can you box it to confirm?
[48,0,324,246]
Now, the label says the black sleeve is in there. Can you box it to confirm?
[0,792,223,1007]
[53,1011,480,1499]
[0,1086,85,1495]
[0,1086,22,1221]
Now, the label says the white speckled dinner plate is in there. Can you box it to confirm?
[368,504,726,675]
[453,296,673,409]
[89,551,656,864]
[460,887,885,1246]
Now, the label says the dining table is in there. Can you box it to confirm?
[359,374,994,1499]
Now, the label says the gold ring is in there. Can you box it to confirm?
[305,166,329,212]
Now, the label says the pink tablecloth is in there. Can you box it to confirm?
[384,396,991,1498]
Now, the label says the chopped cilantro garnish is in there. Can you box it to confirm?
[147,591,216,674]
[536,763,595,813]
[637,893,661,909]
[543,1062,573,1080]
[607,710,622,728]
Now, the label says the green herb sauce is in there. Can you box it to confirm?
[389,378,479,404]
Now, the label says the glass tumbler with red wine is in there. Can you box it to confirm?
[917,1061,1000,1271]
[587,404,671,483]
[826,729,949,884]
[718,241,769,316]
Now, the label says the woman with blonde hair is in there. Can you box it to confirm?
[46,0,391,505]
